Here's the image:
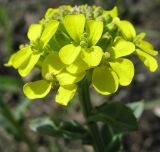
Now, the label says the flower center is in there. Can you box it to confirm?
[101,52,111,65]
[31,38,44,54]
[104,52,111,59]
[45,73,56,81]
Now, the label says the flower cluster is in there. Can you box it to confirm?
[6,5,158,106]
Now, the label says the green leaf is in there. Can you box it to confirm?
[88,102,138,133]
[59,120,89,140]
[101,124,122,152]
[64,14,85,43]
[127,101,144,119]
[30,117,90,140]
[29,117,62,137]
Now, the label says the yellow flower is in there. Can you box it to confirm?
[5,5,158,105]
[92,36,135,95]
[59,14,104,74]
[115,19,158,72]
[23,52,85,106]
[6,20,59,77]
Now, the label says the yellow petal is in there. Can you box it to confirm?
[18,53,40,77]
[81,46,103,67]
[4,53,17,67]
[64,14,85,42]
[23,80,52,99]
[59,44,81,65]
[109,37,135,58]
[42,52,64,78]
[11,46,32,69]
[55,84,77,106]
[116,20,136,41]
[86,20,103,46]
[56,70,85,85]
[66,57,89,74]
[103,6,118,18]
[27,24,43,41]
[92,65,119,95]
[45,8,59,19]
[109,58,134,86]
[139,40,158,56]
[135,33,146,41]
[136,49,158,72]
[41,20,59,48]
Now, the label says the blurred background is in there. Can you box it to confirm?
[0,0,160,152]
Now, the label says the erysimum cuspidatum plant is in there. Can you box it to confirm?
[6,5,158,152]
[6,5,158,106]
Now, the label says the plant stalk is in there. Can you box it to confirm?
[78,79,106,152]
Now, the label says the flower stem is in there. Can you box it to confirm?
[78,79,106,152]
[0,97,37,152]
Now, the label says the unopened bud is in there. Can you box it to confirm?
[45,73,56,82]
[104,52,111,59]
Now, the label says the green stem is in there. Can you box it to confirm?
[78,79,106,152]
[0,97,37,152]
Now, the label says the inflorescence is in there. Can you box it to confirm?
[6,5,158,105]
